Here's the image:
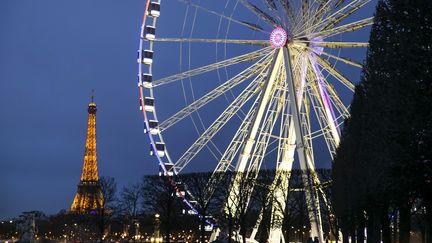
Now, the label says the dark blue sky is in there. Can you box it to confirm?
[0,0,375,219]
[0,0,147,218]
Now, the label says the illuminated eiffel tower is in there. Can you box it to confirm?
[70,95,104,213]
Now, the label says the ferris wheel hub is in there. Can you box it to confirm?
[269,27,288,49]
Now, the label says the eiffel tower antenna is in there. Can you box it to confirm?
[91,89,95,103]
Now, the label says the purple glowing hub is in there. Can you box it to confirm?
[269,27,288,48]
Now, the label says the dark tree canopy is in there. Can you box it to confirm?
[332,0,432,242]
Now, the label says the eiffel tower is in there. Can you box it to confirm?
[70,96,104,213]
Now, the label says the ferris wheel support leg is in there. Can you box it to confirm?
[268,55,308,243]
[283,47,324,243]
[226,49,284,212]
[267,121,296,243]
[210,228,220,242]
[250,210,262,240]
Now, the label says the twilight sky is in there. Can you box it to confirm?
[0,0,375,219]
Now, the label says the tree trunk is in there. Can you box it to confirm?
[201,217,206,243]
[424,196,432,243]
[399,204,411,243]
[241,216,247,243]
[380,205,391,243]
[228,216,233,243]
[393,211,398,243]
[366,210,381,243]
[99,207,105,243]
[356,217,365,243]
[165,227,171,243]
[351,228,357,243]
[342,228,349,243]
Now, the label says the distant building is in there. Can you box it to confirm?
[70,96,104,213]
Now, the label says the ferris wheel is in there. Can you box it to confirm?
[137,0,372,242]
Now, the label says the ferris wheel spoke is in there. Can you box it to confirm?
[334,0,346,7]
[321,0,371,30]
[247,81,285,173]
[302,0,310,19]
[318,68,351,119]
[298,1,315,34]
[322,79,351,119]
[278,0,296,25]
[308,48,363,68]
[262,0,277,11]
[177,0,266,32]
[238,0,279,27]
[262,0,282,23]
[307,41,369,49]
[310,0,332,26]
[306,17,374,39]
[213,100,260,174]
[204,97,261,203]
[173,72,268,173]
[159,55,272,132]
[153,47,273,87]
[292,0,331,35]
[314,55,355,91]
[154,38,269,46]
[309,57,341,145]
[297,0,370,36]
[307,81,339,157]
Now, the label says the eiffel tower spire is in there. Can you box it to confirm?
[70,95,104,213]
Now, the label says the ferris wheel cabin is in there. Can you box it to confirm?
[148,2,161,17]
[139,97,155,111]
[144,26,156,40]
[143,97,155,112]
[175,182,186,198]
[141,73,153,88]
[144,120,159,135]
[150,142,165,157]
[137,50,154,65]
[182,209,198,215]
[159,162,175,177]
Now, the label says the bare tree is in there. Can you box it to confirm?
[99,176,117,242]
[216,171,257,243]
[119,183,142,217]
[250,169,277,242]
[179,172,222,243]
[118,182,142,241]
[141,175,182,243]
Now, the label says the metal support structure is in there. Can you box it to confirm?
[226,49,284,212]
[283,47,324,243]
[266,54,308,243]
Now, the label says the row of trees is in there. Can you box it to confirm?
[1,170,331,242]
[140,169,333,243]
[332,0,432,242]
[79,169,333,243]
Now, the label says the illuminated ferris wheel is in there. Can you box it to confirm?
[137,0,372,242]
